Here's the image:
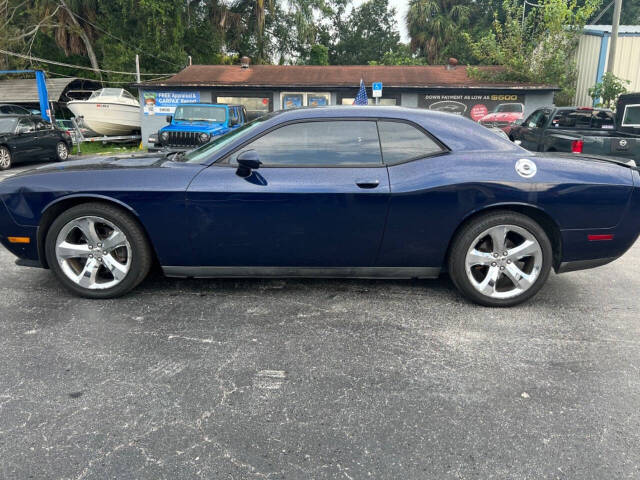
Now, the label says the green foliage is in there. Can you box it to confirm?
[330,0,404,65]
[308,44,329,65]
[596,0,640,25]
[368,45,427,65]
[406,0,472,64]
[589,72,630,109]
[466,0,601,105]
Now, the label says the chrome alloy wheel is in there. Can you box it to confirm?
[55,216,131,290]
[0,147,10,169]
[464,224,543,300]
[57,142,68,160]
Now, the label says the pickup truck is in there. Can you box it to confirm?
[148,103,247,152]
[509,106,640,163]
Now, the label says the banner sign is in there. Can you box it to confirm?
[418,93,524,122]
[143,91,200,115]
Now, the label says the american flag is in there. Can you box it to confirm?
[353,79,368,105]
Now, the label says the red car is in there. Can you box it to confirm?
[478,103,525,133]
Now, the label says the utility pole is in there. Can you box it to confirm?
[606,0,623,73]
[135,54,141,83]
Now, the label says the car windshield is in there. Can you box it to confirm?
[495,104,523,113]
[181,116,271,164]
[0,118,17,133]
[174,106,227,123]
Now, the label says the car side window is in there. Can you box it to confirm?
[35,119,51,130]
[524,110,541,128]
[377,121,444,164]
[535,110,550,128]
[16,118,35,133]
[229,120,382,166]
[229,108,238,125]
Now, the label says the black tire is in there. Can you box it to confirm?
[0,145,11,170]
[45,202,152,299]
[55,141,69,162]
[448,211,553,307]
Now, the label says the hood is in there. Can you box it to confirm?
[480,112,523,122]
[9,153,172,179]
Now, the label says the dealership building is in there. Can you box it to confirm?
[135,60,557,146]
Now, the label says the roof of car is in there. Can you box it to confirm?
[265,105,457,121]
[255,106,524,154]
[0,114,43,119]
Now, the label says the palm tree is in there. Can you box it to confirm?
[406,0,471,64]
[31,0,101,78]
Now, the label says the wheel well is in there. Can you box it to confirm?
[444,205,562,271]
[37,197,158,269]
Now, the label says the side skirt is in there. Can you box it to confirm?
[162,266,441,280]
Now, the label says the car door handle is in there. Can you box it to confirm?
[355,180,380,189]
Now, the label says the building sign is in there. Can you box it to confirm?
[143,91,200,115]
[418,93,524,122]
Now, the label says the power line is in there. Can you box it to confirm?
[44,70,175,85]
[63,7,184,69]
[0,48,177,76]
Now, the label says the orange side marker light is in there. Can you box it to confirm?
[7,236,31,244]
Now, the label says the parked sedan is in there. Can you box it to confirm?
[0,104,39,115]
[0,115,73,170]
[1,107,639,306]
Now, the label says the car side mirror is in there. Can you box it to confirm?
[166,116,172,123]
[236,150,261,177]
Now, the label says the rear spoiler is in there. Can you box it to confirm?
[537,152,638,171]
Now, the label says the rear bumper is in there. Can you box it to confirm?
[557,256,618,273]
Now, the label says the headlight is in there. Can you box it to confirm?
[148,133,158,144]
[199,133,211,143]
[160,131,169,142]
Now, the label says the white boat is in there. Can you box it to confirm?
[67,88,140,136]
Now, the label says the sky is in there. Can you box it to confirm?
[352,0,410,42]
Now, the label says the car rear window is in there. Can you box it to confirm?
[377,121,444,164]
[621,105,640,127]
[551,109,615,130]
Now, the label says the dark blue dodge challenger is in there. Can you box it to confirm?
[1,106,639,306]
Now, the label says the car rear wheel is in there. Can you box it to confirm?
[45,203,152,298]
[55,142,69,161]
[0,146,11,170]
[448,211,552,307]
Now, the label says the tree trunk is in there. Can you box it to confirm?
[58,0,102,82]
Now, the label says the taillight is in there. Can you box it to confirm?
[571,139,583,153]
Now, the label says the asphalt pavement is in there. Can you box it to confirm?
[1,161,640,479]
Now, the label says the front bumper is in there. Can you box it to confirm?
[0,197,41,265]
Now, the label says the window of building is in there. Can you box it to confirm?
[377,121,444,164]
[280,92,331,110]
[229,120,382,166]
[216,96,270,121]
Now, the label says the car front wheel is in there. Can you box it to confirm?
[45,203,152,298]
[448,211,552,307]
[0,146,11,170]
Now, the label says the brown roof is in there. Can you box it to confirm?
[137,64,556,90]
